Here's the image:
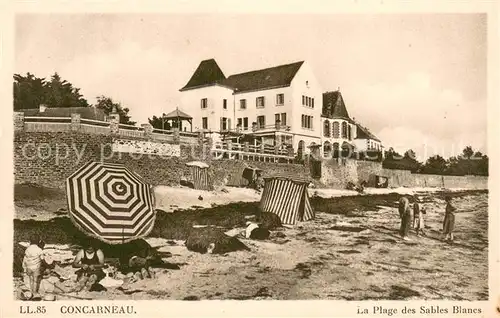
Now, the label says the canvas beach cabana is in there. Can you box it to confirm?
[185,161,213,191]
[259,174,314,225]
[66,161,156,244]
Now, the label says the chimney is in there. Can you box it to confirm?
[39,104,47,113]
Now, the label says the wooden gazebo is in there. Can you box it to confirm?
[164,107,193,131]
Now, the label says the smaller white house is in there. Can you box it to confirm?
[353,122,383,153]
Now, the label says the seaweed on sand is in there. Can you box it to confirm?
[185,227,250,254]
[151,202,261,240]
[389,285,421,299]
[310,193,401,215]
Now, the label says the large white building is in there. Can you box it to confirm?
[179,58,382,156]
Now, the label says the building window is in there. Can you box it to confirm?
[341,122,348,138]
[240,99,247,109]
[219,117,231,130]
[275,113,280,123]
[223,99,227,109]
[348,125,352,140]
[256,96,265,108]
[276,94,284,106]
[257,115,265,129]
[281,113,287,126]
[243,117,249,130]
[301,115,313,129]
[202,117,208,129]
[333,122,340,138]
[323,120,331,137]
[201,98,208,109]
[302,95,314,108]
[237,118,242,127]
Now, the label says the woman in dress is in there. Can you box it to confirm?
[442,196,457,242]
[398,196,412,241]
[413,197,426,236]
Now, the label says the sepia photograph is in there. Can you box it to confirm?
[9,8,493,308]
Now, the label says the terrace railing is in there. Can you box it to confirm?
[24,116,72,132]
[211,140,295,163]
[15,112,199,145]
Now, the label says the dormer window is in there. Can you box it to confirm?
[306,80,309,87]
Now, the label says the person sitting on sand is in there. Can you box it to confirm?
[442,196,457,242]
[22,234,44,298]
[244,221,270,240]
[72,241,105,291]
[398,196,412,241]
[413,197,426,236]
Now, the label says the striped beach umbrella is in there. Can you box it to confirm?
[66,161,156,244]
[259,174,314,225]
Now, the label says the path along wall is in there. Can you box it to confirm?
[320,159,488,190]
[14,131,310,189]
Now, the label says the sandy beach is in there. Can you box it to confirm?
[13,184,488,300]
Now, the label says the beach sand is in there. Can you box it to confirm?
[13,185,488,300]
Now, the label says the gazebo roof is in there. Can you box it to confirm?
[164,108,192,120]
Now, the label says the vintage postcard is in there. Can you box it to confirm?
[1,0,498,317]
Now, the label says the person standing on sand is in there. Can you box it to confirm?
[22,235,44,298]
[413,197,426,236]
[442,196,457,242]
[398,196,412,240]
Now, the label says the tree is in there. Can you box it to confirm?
[95,95,136,125]
[13,72,89,110]
[148,114,171,130]
[13,73,47,110]
[421,155,448,174]
[382,148,421,172]
[461,146,474,159]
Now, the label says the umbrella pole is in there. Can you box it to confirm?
[122,226,124,244]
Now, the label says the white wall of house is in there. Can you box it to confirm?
[354,138,383,152]
[179,85,234,131]
[290,62,323,152]
[233,86,293,131]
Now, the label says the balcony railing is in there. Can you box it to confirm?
[211,140,294,162]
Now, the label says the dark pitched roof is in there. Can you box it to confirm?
[322,91,351,121]
[22,107,106,121]
[355,123,381,142]
[223,61,304,93]
[164,108,192,119]
[180,59,227,91]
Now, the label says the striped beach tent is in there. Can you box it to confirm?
[259,174,314,225]
[185,161,213,191]
[66,161,156,244]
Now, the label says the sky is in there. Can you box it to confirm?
[14,13,487,161]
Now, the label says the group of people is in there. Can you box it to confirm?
[21,236,161,299]
[398,195,457,242]
[22,238,106,299]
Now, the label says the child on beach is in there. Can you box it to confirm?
[443,196,457,242]
[22,235,44,297]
